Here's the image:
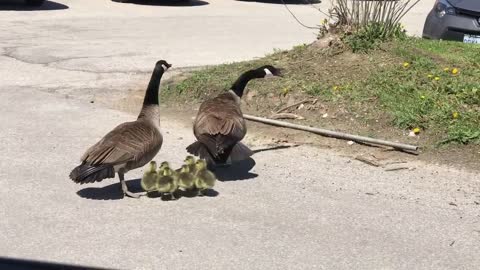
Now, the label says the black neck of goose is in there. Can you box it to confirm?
[230,70,263,98]
[143,66,164,105]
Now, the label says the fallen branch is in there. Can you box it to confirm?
[384,166,410,172]
[355,156,381,167]
[270,113,305,120]
[243,114,419,152]
[276,99,318,113]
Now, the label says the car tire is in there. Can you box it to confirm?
[25,0,45,6]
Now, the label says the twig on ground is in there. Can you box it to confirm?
[276,99,318,113]
[355,156,381,167]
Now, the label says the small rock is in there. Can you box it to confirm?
[408,131,416,137]
[90,100,94,104]
[347,141,355,145]
[297,104,305,110]
[322,113,328,118]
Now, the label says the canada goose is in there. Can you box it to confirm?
[141,161,158,193]
[69,60,172,198]
[156,166,178,200]
[193,159,216,196]
[186,65,282,166]
[177,164,195,191]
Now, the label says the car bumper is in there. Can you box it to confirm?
[422,10,480,41]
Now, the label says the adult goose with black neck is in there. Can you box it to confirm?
[187,65,282,167]
[69,60,171,198]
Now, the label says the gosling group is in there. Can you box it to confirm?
[69,59,282,198]
[140,156,216,200]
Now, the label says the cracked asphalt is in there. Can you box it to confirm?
[1,0,479,269]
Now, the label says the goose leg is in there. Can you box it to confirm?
[118,170,140,198]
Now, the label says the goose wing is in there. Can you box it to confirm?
[81,121,162,166]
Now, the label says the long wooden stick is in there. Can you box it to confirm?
[244,114,419,152]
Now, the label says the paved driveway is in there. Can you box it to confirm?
[3,1,479,270]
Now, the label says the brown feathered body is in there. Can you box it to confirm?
[187,90,252,165]
[70,106,163,184]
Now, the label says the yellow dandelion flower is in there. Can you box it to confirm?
[403,62,410,68]
[420,95,426,99]
[443,67,450,72]
[333,86,339,91]
[413,127,421,134]
[452,68,459,75]
[434,76,440,81]
[427,74,433,78]
[452,112,459,119]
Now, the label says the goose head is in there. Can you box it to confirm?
[184,155,196,165]
[155,60,172,72]
[195,159,207,170]
[258,65,283,78]
[148,161,157,172]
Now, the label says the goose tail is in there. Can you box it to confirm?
[186,141,215,165]
[69,163,115,184]
[229,142,253,162]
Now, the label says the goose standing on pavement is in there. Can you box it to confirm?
[187,65,282,167]
[69,60,171,198]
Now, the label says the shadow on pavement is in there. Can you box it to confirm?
[112,0,209,6]
[77,179,143,200]
[0,0,69,11]
[0,256,111,270]
[214,157,258,181]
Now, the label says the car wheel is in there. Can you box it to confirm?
[25,0,45,6]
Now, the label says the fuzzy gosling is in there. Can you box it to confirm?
[156,166,178,200]
[141,161,158,193]
[194,159,216,196]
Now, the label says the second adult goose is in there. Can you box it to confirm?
[69,60,171,198]
[186,65,282,166]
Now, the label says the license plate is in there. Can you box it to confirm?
[463,34,480,44]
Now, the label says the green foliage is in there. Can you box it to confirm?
[344,22,406,52]
[166,37,480,145]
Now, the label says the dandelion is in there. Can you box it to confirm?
[413,127,421,134]
[333,86,339,91]
[452,112,459,119]
[427,74,433,78]
[403,62,410,68]
[443,67,450,72]
[452,68,459,75]
[434,76,440,81]
[420,95,426,99]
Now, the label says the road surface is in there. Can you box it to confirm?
[2,0,479,269]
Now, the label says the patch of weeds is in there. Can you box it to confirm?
[343,22,407,52]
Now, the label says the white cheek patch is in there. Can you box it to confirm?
[264,68,274,78]
[161,64,169,71]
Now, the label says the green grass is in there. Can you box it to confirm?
[164,38,480,145]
